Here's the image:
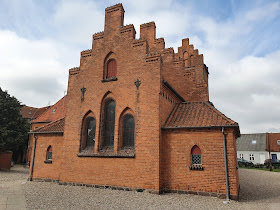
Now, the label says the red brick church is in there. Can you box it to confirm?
[28,4,240,200]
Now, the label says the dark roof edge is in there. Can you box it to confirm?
[162,125,239,130]
[30,121,52,124]
[162,124,240,137]
[163,80,186,102]
[28,131,64,134]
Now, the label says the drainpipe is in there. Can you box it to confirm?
[29,134,37,181]
[222,127,230,202]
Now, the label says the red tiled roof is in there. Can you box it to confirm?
[20,106,38,119]
[32,118,65,133]
[31,96,67,123]
[164,102,238,128]
[32,106,51,119]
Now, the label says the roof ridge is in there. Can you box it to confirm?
[33,117,65,132]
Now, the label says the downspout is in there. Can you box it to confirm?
[222,127,230,202]
[29,134,37,181]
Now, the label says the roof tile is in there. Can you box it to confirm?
[164,102,238,128]
[32,118,65,133]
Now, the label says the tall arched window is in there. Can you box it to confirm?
[85,117,96,147]
[191,145,201,165]
[102,99,116,147]
[122,114,135,149]
[46,146,52,160]
[107,59,117,78]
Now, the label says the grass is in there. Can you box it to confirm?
[239,167,280,172]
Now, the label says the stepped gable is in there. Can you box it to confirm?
[31,95,67,123]
[31,118,65,133]
[164,102,238,128]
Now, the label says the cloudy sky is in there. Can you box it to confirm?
[1,0,280,133]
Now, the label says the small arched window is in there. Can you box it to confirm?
[102,99,116,147]
[107,59,117,78]
[122,114,135,149]
[85,117,96,147]
[46,146,52,160]
[191,145,201,165]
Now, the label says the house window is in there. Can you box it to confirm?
[277,140,280,145]
[52,108,57,113]
[121,114,135,149]
[252,140,257,144]
[249,154,254,161]
[102,99,116,148]
[239,154,244,159]
[107,59,117,78]
[85,117,96,147]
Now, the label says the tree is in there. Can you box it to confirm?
[0,87,29,153]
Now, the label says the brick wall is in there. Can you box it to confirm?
[267,133,280,152]
[31,134,63,180]
[161,127,239,199]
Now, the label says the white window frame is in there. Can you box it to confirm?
[249,154,254,161]
[239,154,244,159]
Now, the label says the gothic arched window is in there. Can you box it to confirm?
[46,146,52,160]
[85,117,96,147]
[102,99,116,147]
[191,145,201,165]
[107,59,117,78]
[121,114,135,149]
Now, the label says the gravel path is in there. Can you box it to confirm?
[1,166,280,209]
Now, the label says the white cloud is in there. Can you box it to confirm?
[0,30,68,107]
[53,0,104,46]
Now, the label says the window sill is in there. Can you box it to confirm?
[189,164,203,171]
[44,160,52,164]
[101,77,118,83]
[77,150,135,158]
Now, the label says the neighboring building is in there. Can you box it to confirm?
[20,105,50,121]
[267,133,280,160]
[28,4,240,200]
[237,133,280,164]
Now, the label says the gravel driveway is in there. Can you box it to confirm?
[1,166,280,209]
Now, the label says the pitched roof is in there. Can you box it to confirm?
[32,106,51,119]
[236,133,267,152]
[163,102,238,128]
[20,106,38,119]
[31,118,65,133]
[31,96,67,123]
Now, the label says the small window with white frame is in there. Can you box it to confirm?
[239,154,244,159]
[277,140,280,145]
[249,154,254,161]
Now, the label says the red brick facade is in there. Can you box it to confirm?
[28,4,240,200]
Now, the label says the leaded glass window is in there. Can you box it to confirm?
[102,99,116,147]
[191,145,201,165]
[86,117,96,147]
[122,114,135,148]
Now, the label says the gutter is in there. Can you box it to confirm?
[30,121,52,124]
[29,134,37,181]
[28,131,64,134]
[162,125,239,130]
[222,127,230,202]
